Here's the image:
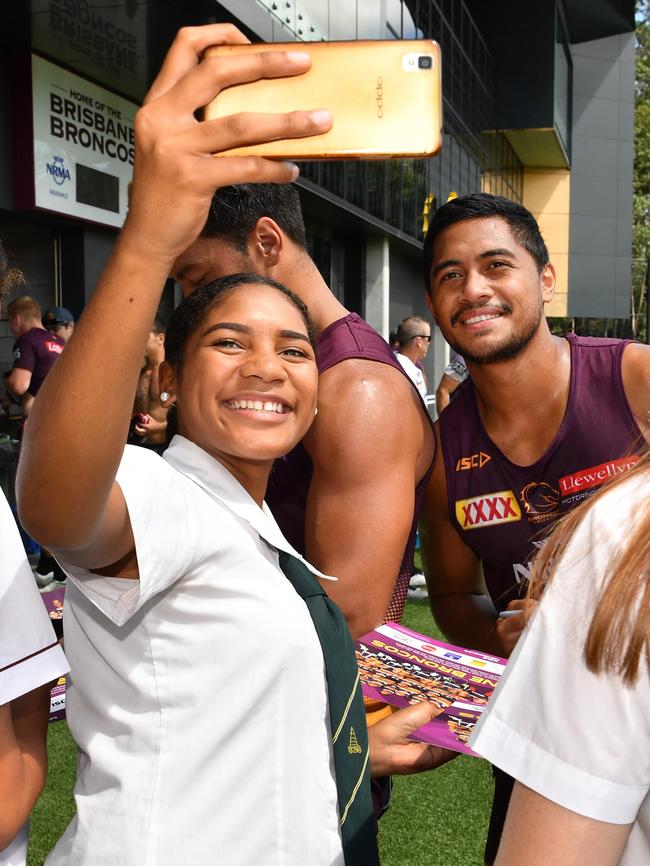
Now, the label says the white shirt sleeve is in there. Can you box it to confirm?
[0,492,68,705]
[470,477,650,824]
[59,446,199,627]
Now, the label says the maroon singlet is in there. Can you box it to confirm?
[266,312,435,624]
[440,333,644,612]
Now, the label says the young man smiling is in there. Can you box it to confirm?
[418,192,650,863]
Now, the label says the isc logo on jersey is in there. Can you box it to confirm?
[456,451,491,471]
[455,490,521,530]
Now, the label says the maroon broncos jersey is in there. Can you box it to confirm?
[440,334,644,611]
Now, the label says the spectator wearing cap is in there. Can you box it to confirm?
[6,297,64,413]
[44,306,75,344]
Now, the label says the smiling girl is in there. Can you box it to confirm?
[22,272,359,865]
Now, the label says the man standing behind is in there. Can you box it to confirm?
[419,192,650,863]
[43,306,75,345]
[6,297,64,411]
[394,316,430,397]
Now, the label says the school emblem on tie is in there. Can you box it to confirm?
[348,727,362,755]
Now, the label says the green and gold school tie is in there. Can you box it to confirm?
[278,551,380,866]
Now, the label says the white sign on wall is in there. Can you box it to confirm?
[32,54,137,228]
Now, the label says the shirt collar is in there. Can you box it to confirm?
[163,435,336,582]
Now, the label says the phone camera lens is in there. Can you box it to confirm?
[418,55,433,69]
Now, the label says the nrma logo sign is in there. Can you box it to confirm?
[46,155,71,186]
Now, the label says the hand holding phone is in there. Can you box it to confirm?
[122,24,332,265]
[204,39,442,160]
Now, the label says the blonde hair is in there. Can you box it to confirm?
[7,295,40,320]
[529,449,650,685]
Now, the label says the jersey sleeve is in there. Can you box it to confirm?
[0,492,69,705]
[11,334,36,373]
[470,477,650,824]
[59,446,199,627]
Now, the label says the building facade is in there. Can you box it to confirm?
[0,0,636,386]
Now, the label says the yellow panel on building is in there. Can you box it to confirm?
[522,168,571,318]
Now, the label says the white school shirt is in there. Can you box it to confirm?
[394,352,427,397]
[0,490,69,866]
[48,436,343,866]
[471,475,650,866]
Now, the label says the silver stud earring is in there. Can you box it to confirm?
[314,407,318,416]
[160,391,170,402]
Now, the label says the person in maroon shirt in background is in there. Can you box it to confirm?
[419,192,650,864]
[7,295,66,590]
[7,296,64,412]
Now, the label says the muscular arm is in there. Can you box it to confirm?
[495,782,631,866]
[6,368,31,399]
[0,685,50,850]
[621,342,650,440]
[303,359,433,639]
[420,426,525,657]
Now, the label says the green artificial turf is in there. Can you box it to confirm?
[27,722,76,866]
[27,599,493,865]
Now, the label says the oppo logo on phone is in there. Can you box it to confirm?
[376,77,384,118]
[204,39,442,160]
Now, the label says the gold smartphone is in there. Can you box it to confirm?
[203,39,442,160]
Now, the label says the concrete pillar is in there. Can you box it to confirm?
[365,236,390,339]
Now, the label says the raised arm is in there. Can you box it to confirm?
[303,360,432,639]
[420,426,526,657]
[17,25,330,565]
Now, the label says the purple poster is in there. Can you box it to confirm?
[356,622,506,756]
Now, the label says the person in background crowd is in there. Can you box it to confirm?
[131,315,169,453]
[16,25,450,866]
[0,243,69,866]
[419,192,650,864]
[6,297,63,415]
[43,307,75,344]
[394,316,430,398]
[472,449,650,866]
[435,352,468,413]
[6,297,66,588]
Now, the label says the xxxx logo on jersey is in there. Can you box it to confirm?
[455,490,521,530]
